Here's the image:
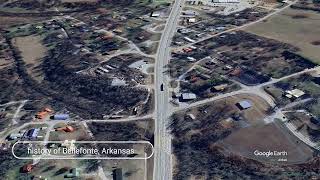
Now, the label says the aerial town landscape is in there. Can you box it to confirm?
[0,0,319,179]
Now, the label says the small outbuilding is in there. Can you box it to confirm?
[188,18,196,23]
[187,113,196,120]
[285,89,305,99]
[236,100,252,110]
[150,12,160,17]
[52,114,69,120]
[9,133,23,140]
[212,84,228,92]
[180,93,197,101]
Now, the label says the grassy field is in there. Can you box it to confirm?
[218,122,314,164]
[244,8,320,64]
[12,35,47,83]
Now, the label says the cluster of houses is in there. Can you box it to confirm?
[7,110,71,141]
[35,107,70,121]
[8,127,45,141]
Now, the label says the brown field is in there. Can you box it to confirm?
[224,94,270,124]
[12,35,47,82]
[244,8,320,64]
[218,122,314,164]
[183,93,271,128]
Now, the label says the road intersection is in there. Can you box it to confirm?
[151,0,317,179]
[0,0,317,179]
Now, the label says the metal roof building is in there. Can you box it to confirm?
[285,89,305,98]
[237,100,252,110]
[181,93,197,100]
[53,114,69,120]
[26,128,40,139]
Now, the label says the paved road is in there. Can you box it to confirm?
[154,0,185,180]
[175,66,320,112]
[84,114,153,122]
[152,0,307,179]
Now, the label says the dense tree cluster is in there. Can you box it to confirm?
[1,30,148,119]
[41,41,148,118]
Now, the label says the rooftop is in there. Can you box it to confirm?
[237,100,252,110]
[181,93,197,100]
[286,89,305,98]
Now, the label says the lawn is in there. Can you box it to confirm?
[244,8,320,64]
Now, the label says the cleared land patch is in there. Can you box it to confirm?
[244,8,320,64]
[170,93,318,179]
[12,35,47,82]
[218,122,314,164]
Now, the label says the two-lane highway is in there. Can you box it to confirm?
[154,0,185,180]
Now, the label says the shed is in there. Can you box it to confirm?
[53,114,69,120]
[212,84,228,92]
[151,12,160,17]
[236,100,252,110]
[184,37,196,43]
[180,93,197,101]
[9,133,23,140]
[285,89,305,98]
[187,56,196,62]
[187,113,196,120]
[188,18,196,23]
